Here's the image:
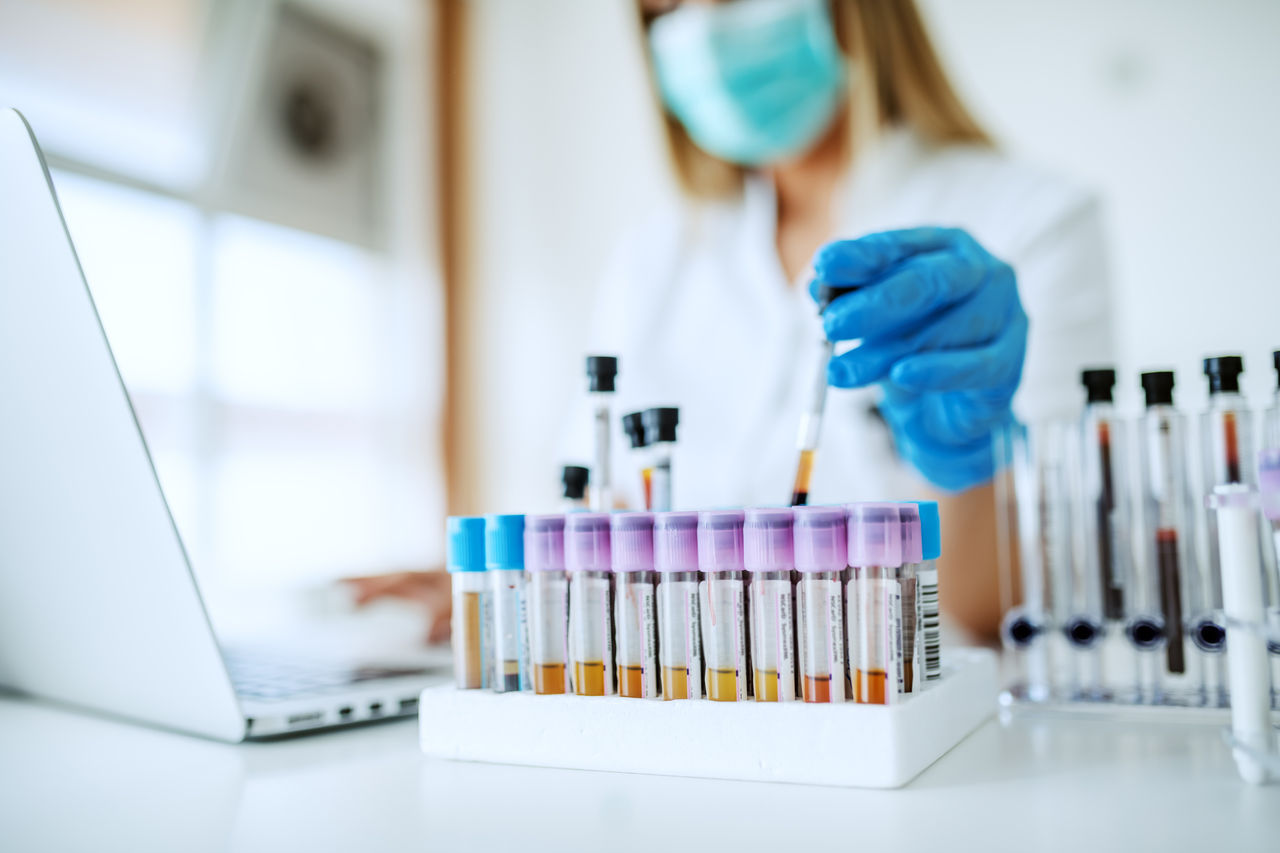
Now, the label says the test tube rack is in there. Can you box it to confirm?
[418,647,996,789]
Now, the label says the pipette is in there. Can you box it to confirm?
[791,284,859,506]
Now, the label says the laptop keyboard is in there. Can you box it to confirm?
[223,650,429,702]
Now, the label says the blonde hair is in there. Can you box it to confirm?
[639,0,994,200]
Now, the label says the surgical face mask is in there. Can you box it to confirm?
[648,0,848,168]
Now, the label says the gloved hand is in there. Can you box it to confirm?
[810,227,1027,492]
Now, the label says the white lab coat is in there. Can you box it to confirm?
[571,127,1113,510]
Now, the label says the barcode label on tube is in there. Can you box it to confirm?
[920,567,941,682]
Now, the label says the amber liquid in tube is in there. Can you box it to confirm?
[707,668,740,702]
[662,666,690,700]
[534,663,565,695]
[574,661,606,696]
[754,669,780,702]
[460,591,483,689]
[856,669,888,704]
[619,665,646,698]
[790,449,815,507]
[803,674,832,703]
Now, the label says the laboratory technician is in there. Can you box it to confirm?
[580,0,1112,637]
[352,0,1113,641]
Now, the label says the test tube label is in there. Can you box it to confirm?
[750,578,796,702]
[699,579,748,701]
[658,578,703,700]
[918,567,941,682]
[615,580,659,699]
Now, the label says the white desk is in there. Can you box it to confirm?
[1,694,1276,852]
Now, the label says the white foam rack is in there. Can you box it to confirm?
[419,648,997,788]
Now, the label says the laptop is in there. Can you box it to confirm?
[0,107,443,741]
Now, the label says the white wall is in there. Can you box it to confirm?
[462,0,1280,512]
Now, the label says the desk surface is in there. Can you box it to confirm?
[1,694,1276,853]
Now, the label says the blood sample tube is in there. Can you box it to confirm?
[447,515,490,690]
[525,514,570,695]
[744,507,797,701]
[914,500,943,686]
[565,512,614,696]
[612,512,659,699]
[793,506,848,703]
[654,511,703,700]
[698,510,749,701]
[847,503,904,704]
[485,514,529,692]
[1139,371,1202,704]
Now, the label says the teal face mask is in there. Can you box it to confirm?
[648,0,848,168]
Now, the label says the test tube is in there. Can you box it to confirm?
[525,514,570,694]
[1080,369,1132,699]
[586,356,617,512]
[744,508,797,701]
[1209,484,1276,784]
[790,284,860,506]
[697,510,749,701]
[914,500,943,685]
[561,465,589,512]
[654,511,703,699]
[565,512,614,696]
[1139,371,1202,704]
[612,512,659,699]
[847,504,905,704]
[447,516,490,690]
[895,503,923,693]
[1199,356,1251,704]
[643,407,679,512]
[485,514,530,692]
[1256,450,1280,708]
[622,411,652,510]
[997,422,1071,701]
[793,506,848,703]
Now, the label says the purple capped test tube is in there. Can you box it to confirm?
[745,508,797,702]
[655,511,703,700]
[525,515,569,695]
[612,512,658,699]
[566,512,614,696]
[794,506,849,703]
[698,510,748,701]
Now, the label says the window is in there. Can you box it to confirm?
[8,0,444,598]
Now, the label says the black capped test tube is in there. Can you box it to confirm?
[622,411,652,510]
[586,356,617,512]
[643,407,679,512]
[1139,371,1201,704]
[561,465,589,512]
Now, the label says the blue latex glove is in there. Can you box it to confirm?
[810,227,1027,492]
